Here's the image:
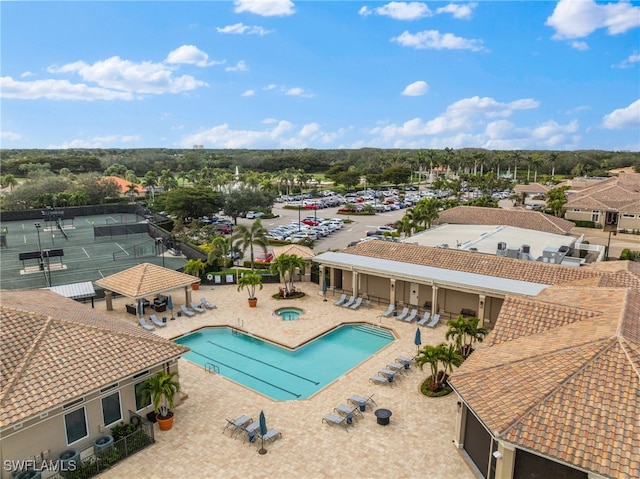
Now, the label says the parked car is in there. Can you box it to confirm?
[255,252,274,263]
[215,223,233,234]
[246,211,264,219]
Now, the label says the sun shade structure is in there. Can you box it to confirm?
[94,263,200,310]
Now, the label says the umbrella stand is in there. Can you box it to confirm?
[258,410,268,455]
[258,437,267,455]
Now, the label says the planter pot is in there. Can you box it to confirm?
[94,434,114,457]
[156,412,174,431]
[191,282,200,291]
[248,298,258,308]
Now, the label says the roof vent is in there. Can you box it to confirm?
[497,242,506,251]
[521,244,531,254]
[469,247,478,252]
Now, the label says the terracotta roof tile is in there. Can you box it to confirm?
[434,206,575,234]
[565,173,640,210]
[0,290,188,428]
[272,244,315,259]
[513,183,550,194]
[94,262,199,299]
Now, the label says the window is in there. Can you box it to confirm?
[591,211,600,223]
[135,381,151,411]
[622,213,636,218]
[64,408,88,445]
[101,392,122,427]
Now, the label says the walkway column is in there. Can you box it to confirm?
[185,286,191,305]
[431,285,439,314]
[352,271,358,296]
[319,264,326,294]
[105,290,113,311]
[494,442,516,479]
[390,278,396,306]
[478,294,486,322]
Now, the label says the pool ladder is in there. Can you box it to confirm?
[205,363,219,374]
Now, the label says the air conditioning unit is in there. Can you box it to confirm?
[521,244,531,254]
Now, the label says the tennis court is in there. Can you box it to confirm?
[0,214,186,291]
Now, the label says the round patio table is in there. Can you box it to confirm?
[374,408,392,426]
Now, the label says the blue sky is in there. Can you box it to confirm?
[1,0,639,151]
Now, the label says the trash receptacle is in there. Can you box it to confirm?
[177,311,182,317]
[346,414,353,425]
[359,401,366,412]
[162,316,167,323]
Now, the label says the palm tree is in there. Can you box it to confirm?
[445,315,488,359]
[0,173,18,190]
[439,343,463,378]
[395,212,417,238]
[416,344,447,391]
[207,236,232,269]
[141,171,158,203]
[269,254,306,295]
[231,219,268,271]
[140,371,181,420]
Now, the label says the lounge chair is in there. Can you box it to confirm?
[334,293,347,306]
[241,421,261,443]
[381,304,395,318]
[258,428,282,443]
[200,297,216,309]
[342,296,356,308]
[369,375,393,387]
[349,297,363,310]
[138,317,154,331]
[403,309,418,323]
[223,415,253,436]
[334,404,362,419]
[379,369,399,382]
[180,304,195,317]
[189,301,205,314]
[322,413,352,430]
[149,314,166,328]
[395,307,409,321]
[417,312,431,326]
[386,363,405,375]
[426,313,441,328]
[348,394,377,409]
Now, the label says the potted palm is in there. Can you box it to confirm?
[140,371,181,431]
[237,271,263,307]
[183,259,205,290]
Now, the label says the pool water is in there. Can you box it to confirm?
[175,324,394,400]
[276,307,303,320]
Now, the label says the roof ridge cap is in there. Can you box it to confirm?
[0,315,53,406]
[620,338,640,380]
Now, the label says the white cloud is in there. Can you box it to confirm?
[402,80,429,96]
[613,53,640,68]
[225,60,249,72]
[165,45,219,67]
[546,0,640,40]
[392,30,487,52]
[284,86,314,97]
[216,23,271,35]
[359,2,432,20]
[234,0,295,17]
[48,135,140,149]
[1,131,22,141]
[601,99,640,129]
[435,2,477,20]
[48,56,207,94]
[20,71,35,78]
[241,89,255,97]
[571,41,589,51]
[0,76,135,100]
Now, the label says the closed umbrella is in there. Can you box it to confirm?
[414,327,422,352]
[322,278,328,301]
[258,410,268,455]
[167,295,174,320]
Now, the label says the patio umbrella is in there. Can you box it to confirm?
[414,327,422,352]
[167,295,174,320]
[258,410,268,455]
[322,278,328,301]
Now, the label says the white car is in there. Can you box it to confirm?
[246,211,263,219]
[377,225,397,234]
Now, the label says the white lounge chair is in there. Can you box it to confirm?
[349,297,363,310]
[417,312,431,326]
[426,313,441,328]
[334,293,347,306]
[180,304,195,317]
[258,428,282,443]
[223,415,253,436]
[342,296,356,308]
[322,413,352,430]
[149,314,166,328]
[334,404,362,418]
[200,297,216,309]
[348,394,377,409]
[381,304,395,317]
[403,309,418,323]
[189,301,205,313]
[369,375,393,387]
[395,307,409,321]
[138,317,154,331]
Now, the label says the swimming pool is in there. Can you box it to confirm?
[175,324,394,400]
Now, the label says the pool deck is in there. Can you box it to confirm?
[101,282,476,479]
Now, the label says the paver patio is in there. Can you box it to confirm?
[100,282,476,479]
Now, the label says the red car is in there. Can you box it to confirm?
[255,252,274,264]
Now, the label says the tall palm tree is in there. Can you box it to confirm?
[445,315,488,359]
[269,253,306,295]
[1,173,18,190]
[207,236,232,269]
[140,171,158,203]
[231,219,268,271]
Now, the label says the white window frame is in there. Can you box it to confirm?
[134,379,151,412]
[101,390,122,427]
[64,407,89,446]
[591,211,600,222]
